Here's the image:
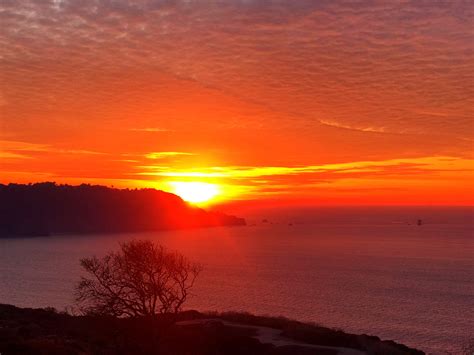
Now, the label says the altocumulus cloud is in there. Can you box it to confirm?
[1,0,473,140]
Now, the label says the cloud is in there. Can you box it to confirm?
[133,156,474,201]
[136,156,473,180]
[0,140,50,152]
[0,0,472,203]
[0,140,105,156]
[130,127,172,132]
[1,0,472,141]
[60,149,106,155]
[319,119,386,133]
[144,151,196,159]
[0,151,32,159]
[0,92,7,106]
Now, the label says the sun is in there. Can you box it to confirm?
[169,181,220,204]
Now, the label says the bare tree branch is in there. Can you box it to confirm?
[75,240,202,317]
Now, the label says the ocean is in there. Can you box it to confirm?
[0,207,472,354]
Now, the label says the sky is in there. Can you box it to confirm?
[1,0,473,206]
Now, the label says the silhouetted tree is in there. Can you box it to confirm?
[76,240,202,317]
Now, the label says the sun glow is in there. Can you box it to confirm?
[169,181,220,204]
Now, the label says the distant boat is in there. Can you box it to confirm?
[417,219,423,226]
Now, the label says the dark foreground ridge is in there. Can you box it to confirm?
[0,182,245,237]
[0,304,424,355]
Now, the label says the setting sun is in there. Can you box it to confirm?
[169,182,220,204]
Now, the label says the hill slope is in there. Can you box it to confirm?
[0,304,424,355]
[0,183,245,237]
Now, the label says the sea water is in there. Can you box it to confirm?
[0,207,472,354]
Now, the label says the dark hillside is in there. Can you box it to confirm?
[0,304,424,355]
[0,183,245,237]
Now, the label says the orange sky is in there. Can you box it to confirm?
[1,1,473,206]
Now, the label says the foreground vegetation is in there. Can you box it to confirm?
[0,304,424,355]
